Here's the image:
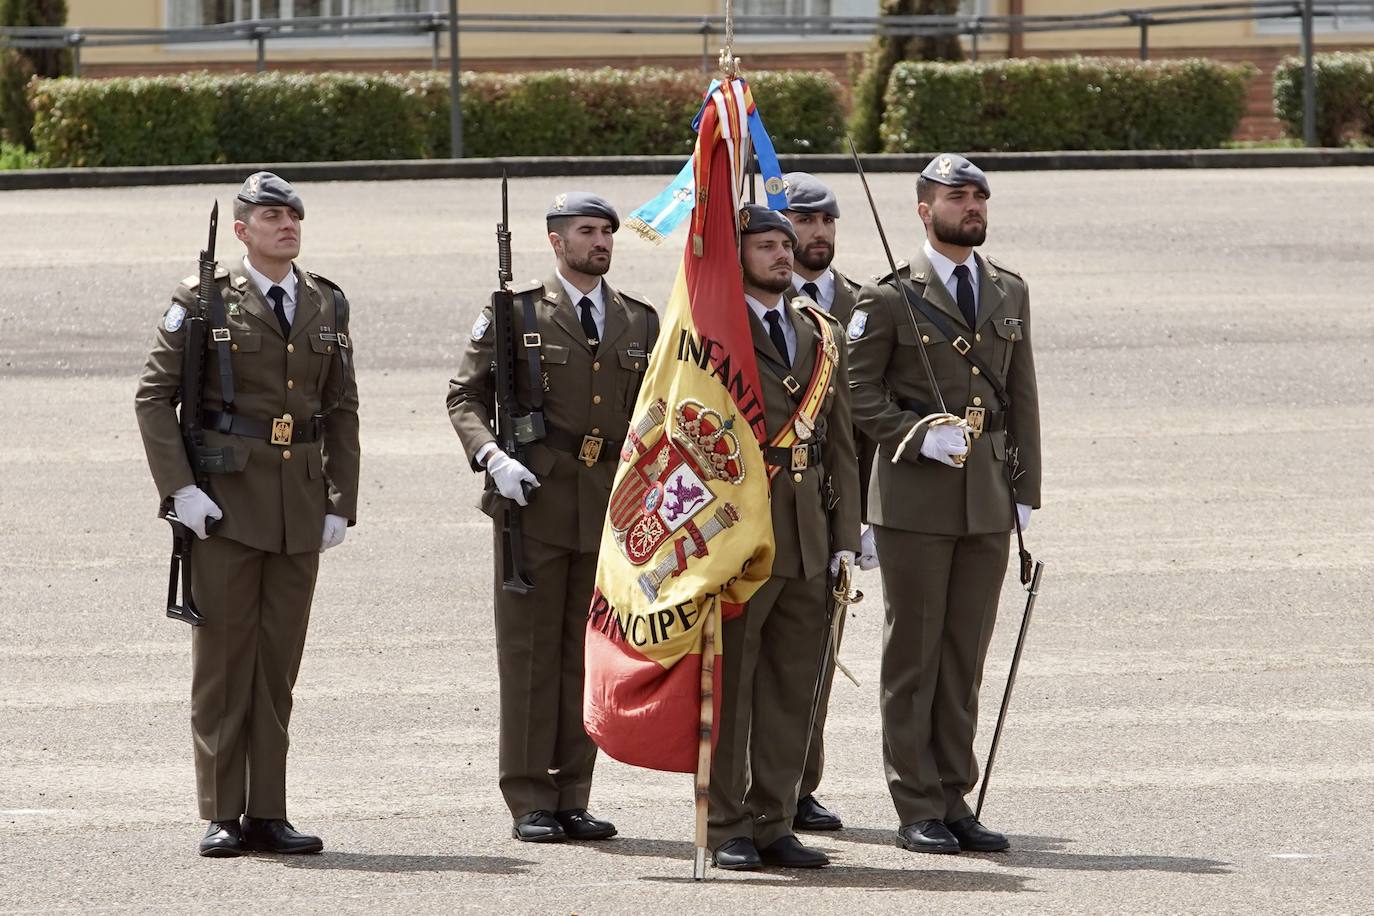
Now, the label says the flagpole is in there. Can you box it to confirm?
[693,600,718,880]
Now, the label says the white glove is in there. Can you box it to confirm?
[828,549,857,578]
[919,424,969,468]
[486,449,539,506]
[1016,503,1032,532]
[320,514,348,552]
[171,484,222,540]
[857,525,879,570]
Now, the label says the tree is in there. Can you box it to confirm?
[848,0,965,152]
[1,0,71,147]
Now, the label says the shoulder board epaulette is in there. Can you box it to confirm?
[795,299,842,326]
[985,255,1023,282]
[510,278,544,297]
[875,259,912,284]
[834,268,860,292]
[181,264,230,289]
[614,289,656,311]
[308,271,344,293]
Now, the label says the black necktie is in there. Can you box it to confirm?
[764,309,790,368]
[801,281,821,304]
[576,296,600,347]
[953,264,977,329]
[267,284,291,338]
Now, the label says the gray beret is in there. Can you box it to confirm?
[546,191,620,232]
[236,171,304,218]
[783,171,840,218]
[739,204,798,246]
[920,153,991,198]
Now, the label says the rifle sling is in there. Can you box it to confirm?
[520,290,545,411]
[208,283,236,411]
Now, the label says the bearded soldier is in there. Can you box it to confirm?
[847,155,1042,855]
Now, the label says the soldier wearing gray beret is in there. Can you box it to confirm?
[545,191,620,233]
[779,172,873,834]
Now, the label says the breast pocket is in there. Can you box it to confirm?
[991,319,1024,377]
[309,333,335,390]
[896,320,954,380]
[616,348,647,410]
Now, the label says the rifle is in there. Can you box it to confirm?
[491,175,542,593]
[159,202,225,626]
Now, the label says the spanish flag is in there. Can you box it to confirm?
[584,79,776,773]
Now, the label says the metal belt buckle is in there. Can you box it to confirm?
[211,328,230,343]
[579,434,605,467]
[953,336,972,355]
[790,444,810,472]
[783,375,801,395]
[965,406,986,439]
[270,413,294,446]
[523,332,542,348]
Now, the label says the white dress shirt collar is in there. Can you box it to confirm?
[746,293,796,364]
[556,268,606,337]
[923,239,980,306]
[243,256,299,322]
[792,269,837,313]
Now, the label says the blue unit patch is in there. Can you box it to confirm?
[163,303,187,332]
[471,313,491,340]
[847,309,868,341]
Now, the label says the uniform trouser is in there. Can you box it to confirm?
[872,526,1009,826]
[708,570,828,849]
[798,605,846,801]
[493,528,598,818]
[190,535,318,822]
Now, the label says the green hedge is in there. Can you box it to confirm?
[1274,51,1374,146]
[881,58,1254,152]
[27,68,844,167]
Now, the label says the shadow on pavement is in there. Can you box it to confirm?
[273,852,535,875]
[833,828,1230,875]
[644,866,1032,892]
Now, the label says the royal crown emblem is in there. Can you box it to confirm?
[674,400,744,484]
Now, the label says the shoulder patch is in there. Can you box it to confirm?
[471,311,492,341]
[847,309,868,341]
[163,303,187,333]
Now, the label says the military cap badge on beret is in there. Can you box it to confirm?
[738,203,798,246]
[782,171,840,218]
[546,191,620,233]
[920,153,991,198]
[236,171,305,218]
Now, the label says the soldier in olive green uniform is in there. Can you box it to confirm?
[135,172,360,858]
[780,172,875,834]
[847,155,1041,856]
[447,192,658,844]
[709,205,861,872]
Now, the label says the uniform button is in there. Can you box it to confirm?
[287,379,294,389]
[593,395,602,405]
[326,345,334,353]
[634,362,641,370]
[973,396,982,406]
[972,366,981,376]
[282,449,292,460]
[231,343,239,352]
[592,427,601,435]
[287,343,295,353]
[975,333,982,343]
[921,335,930,344]
[592,361,601,371]
[792,473,803,483]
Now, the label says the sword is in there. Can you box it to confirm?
[846,136,968,464]
[800,556,863,785]
[975,559,1044,821]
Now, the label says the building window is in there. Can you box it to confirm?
[168,0,438,28]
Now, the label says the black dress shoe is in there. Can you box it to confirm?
[240,817,324,854]
[554,808,617,841]
[712,836,762,871]
[793,794,843,831]
[946,816,1010,852]
[198,820,244,858]
[759,834,829,869]
[512,810,567,843]
[896,819,961,854]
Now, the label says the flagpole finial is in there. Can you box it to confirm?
[719,0,740,78]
